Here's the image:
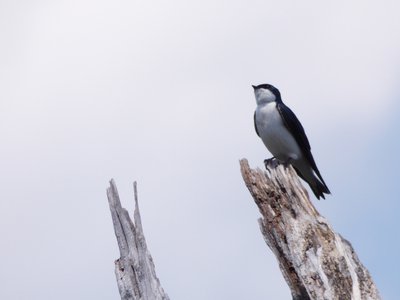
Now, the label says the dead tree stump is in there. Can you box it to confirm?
[239,159,380,300]
[107,180,169,300]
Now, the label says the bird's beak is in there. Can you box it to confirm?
[252,85,257,90]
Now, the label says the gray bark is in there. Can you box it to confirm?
[107,179,169,300]
[239,158,381,300]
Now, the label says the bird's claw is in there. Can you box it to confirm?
[282,158,294,170]
[264,157,278,171]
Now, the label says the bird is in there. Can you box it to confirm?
[252,83,330,199]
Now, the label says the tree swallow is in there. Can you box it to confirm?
[252,83,330,199]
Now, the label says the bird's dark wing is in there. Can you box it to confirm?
[276,102,327,186]
[254,111,260,137]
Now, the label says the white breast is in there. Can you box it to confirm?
[255,102,302,161]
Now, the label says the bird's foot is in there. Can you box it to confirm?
[282,158,294,170]
[264,157,278,171]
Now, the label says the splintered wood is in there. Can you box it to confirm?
[240,159,380,300]
[107,180,169,300]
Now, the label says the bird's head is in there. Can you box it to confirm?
[252,84,281,105]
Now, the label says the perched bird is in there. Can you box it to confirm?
[252,83,330,199]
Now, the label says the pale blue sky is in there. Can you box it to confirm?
[1,1,399,299]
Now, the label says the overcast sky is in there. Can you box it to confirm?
[1,1,399,299]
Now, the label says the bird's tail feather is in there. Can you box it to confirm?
[293,166,330,200]
[309,179,330,200]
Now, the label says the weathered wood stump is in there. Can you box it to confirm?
[240,159,380,300]
[107,180,169,300]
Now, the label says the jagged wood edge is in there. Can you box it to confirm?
[239,158,380,300]
[107,180,170,300]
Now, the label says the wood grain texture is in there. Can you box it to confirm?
[107,180,169,300]
[240,159,380,300]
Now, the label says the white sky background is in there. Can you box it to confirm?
[1,0,400,299]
